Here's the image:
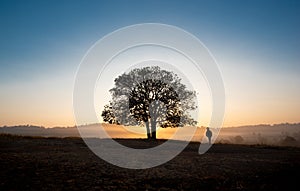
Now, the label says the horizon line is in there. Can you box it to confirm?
[1,122,300,129]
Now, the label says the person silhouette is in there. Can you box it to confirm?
[206,127,212,144]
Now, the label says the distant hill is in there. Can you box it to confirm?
[218,123,300,146]
[0,125,80,137]
[1,123,300,146]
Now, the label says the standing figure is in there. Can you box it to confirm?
[206,127,212,144]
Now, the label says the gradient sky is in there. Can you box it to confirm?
[0,0,299,127]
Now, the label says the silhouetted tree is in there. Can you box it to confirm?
[101,66,197,139]
[280,136,297,146]
[101,104,120,125]
[233,135,244,144]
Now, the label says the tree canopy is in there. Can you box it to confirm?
[101,66,197,139]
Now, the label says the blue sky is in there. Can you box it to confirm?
[0,0,299,126]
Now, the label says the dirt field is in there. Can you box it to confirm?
[1,135,300,190]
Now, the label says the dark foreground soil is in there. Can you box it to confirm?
[1,135,300,191]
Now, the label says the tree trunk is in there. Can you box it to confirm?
[145,121,151,139]
[151,119,157,140]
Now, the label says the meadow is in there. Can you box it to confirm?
[1,134,300,190]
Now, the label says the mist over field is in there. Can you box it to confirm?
[1,123,300,147]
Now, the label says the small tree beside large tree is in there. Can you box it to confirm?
[101,66,197,140]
